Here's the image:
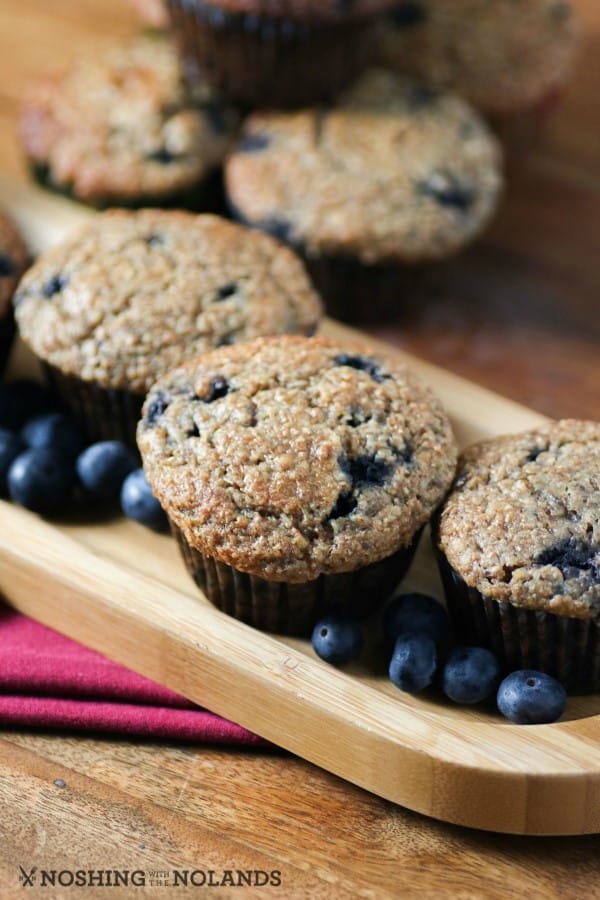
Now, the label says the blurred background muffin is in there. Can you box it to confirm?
[226,70,503,322]
[379,0,580,147]
[19,34,239,209]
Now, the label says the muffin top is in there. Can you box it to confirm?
[380,0,579,114]
[14,210,322,393]
[0,213,29,317]
[226,69,503,264]
[138,335,458,582]
[435,420,600,619]
[19,35,238,205]
[182,1,397,23]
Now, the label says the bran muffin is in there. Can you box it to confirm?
[0,213,29,375]
[138,334,458,635]
[380,0,579,146]
[165,0,396,108]
[19,35,238,209]
[434,420,600,693]
[14,210,322,446]
[226,69,503,321]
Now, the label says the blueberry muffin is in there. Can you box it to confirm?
[165,0,396,108]
[226,69,503,320]
[0,213,29,375]
[19,35,238,209]
[434,420,600,693]
[380,0,579,145]
[138,334,458,635]
[14,210,322,446]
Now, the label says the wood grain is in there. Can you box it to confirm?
[3,458,599,836]
[0,0,599,893]
[0,181,598,834]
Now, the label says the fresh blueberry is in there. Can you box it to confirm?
[76,441,139,500]
[145,147,179,164]
[0,428,25,493]
[327,453,395,521]
[534,537,599,582]
[328,489,357,520]
[7,446,77,514]
[21,412,85,459]
[388,632,438,694]
[420,170,475,213]
[42,273,69,298]
[497,670,567,725]
[120,468,167,531]
[382,592,450,648]
[201,376,230,403]
[215,282,238,301]
[339,453,393,489]
[311,615,363,665]
[144,390,170,426]
[237,133,270,153]
[334,353,388,384]
[442,646,501,705]
[0,379,54,431]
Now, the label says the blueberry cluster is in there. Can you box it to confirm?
[0,379,167,530]
[310,592,567,725]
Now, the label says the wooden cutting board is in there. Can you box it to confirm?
[1,177,598,838]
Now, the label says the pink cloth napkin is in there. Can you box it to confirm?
[0,603,267,745]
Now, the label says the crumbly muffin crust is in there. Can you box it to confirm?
[138,335,457,582]
[226,70,503,264]
[436,420,600,619]
[0,213,29,316]
[14,211,322,393]
[19,35,238,204]
[380,0,579,114]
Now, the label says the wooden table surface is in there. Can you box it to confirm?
[0,1,599,896]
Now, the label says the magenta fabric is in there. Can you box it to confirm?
[0,604,266,745]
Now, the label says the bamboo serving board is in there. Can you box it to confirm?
[1,177,599,838]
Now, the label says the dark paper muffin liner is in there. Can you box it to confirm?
[166,1,382,108]
[0,311,15,376]
[43,363,144,450]
[304,253,442,325]
[172,521,420,636]
[435,548,600,694]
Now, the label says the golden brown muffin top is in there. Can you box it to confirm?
[138,334,458,582]
[435,420,600,619]
[14,210,322,393]
[226,70,503,264]
[20,35,238,204]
